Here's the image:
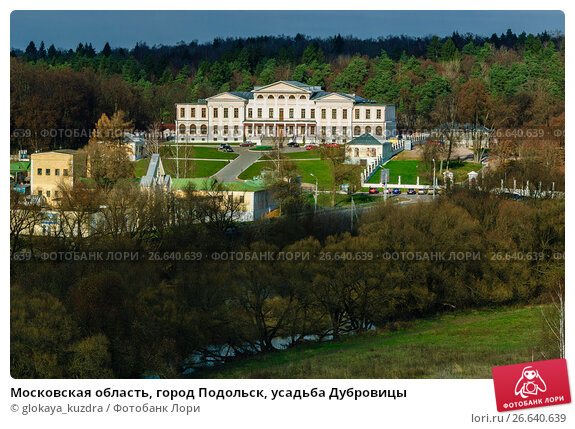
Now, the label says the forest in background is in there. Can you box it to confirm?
[11,30,564,151]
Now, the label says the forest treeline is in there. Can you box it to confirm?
[11,189,564,378]
[11,30,564,151]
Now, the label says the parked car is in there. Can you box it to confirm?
[407,188,416,195]
[418,189,428,195]
[218,145,234,152]
[240,141,254,147]
[287,141,300,147]
[327,143,339,147]
[305,144,315,150]
[392,188,401,195]
[368,187,379,194]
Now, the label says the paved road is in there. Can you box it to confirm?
[213,148,262,182]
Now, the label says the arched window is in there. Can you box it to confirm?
[299,95,306,100]
[268,95,274,99]
[257,95,264,99]
[365,126,372,134]
[354,126,361,136]
[179,124,186,135]
[289,95,296,100]
[190,124,197,135]
[375,126,382,136]
[200,125,207,135]
[278,95,285,99]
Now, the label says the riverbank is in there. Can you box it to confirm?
[189,305,553,379]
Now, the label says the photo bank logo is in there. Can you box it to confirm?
[492,359,571,412]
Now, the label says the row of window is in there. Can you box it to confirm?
[37,189,59,198]
[36,168,69,176]
[256,94,307,100]
[350,148,379,158]
[178,124,384,137]
[179,106,385,120]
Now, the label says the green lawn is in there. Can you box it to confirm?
[368,160,429,185]
[191,305,550,379]
[293,160,334,190]
[165,159,228,178]
[448,161,483,182]
[134,157,227,178]
[305,193,381,208]
[367,160,483,185]
[133,158,150,177]
[278,150,322,160]
[159,146,237,160]
[238,161,275,180]
[238,159,335,190]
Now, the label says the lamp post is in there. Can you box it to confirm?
[310,173,318,213]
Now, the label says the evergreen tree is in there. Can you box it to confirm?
[24,41,37,59]
[440,38,458,62]
[426,36,441,61]
[37,41,46,59]
[102,42,112,57]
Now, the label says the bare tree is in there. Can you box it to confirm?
[54,182,102,246]
[146,122,162,156]
[540,282,565,359]
[182,182,244,233]
[10,191,42,257]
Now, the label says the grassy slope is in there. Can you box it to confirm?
[238,159,335,190]
[160,146,238,160]
[367,161,482,185]
[192,306,547,379]
[238,161,274,180]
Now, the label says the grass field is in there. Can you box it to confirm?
[305,193,381,207]
[238,161,275,180]
[159,146,237,160]
[367,161,482,185]
[293,159,334,189]
[134,158,150,177]
[238,159,335,190]
[191,306,549,379]
[449,161,483,182]
[367,160,429,185]
[284,150,321,159]
[134,156,229,179]
[265,150,322,160]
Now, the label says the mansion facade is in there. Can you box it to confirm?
[175,81,396,144]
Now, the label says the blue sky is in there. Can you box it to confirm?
[10,10,565,50]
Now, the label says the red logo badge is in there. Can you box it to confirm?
[492,359,571,412]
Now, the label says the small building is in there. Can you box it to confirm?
[171,178,277,222]
[30,149,79,204]
[10,161,31,185]
[123,132,145,161]
[140,154,172,191]
[160,123,176,140]
[345,133,396,165]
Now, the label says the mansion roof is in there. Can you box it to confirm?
[181,81,393,106]
[348,133,391,146]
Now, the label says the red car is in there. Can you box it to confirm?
[327,143,339,147]
[305,145,315,150]
[368,187,379,194]
[240,142,254,147]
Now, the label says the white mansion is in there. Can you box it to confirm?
[175,81,396,144]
